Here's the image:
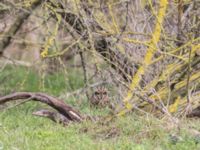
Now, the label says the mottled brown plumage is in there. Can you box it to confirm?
[187,106,200,118]
[90,87,109,107]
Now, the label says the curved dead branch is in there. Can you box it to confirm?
[0,92,83,122]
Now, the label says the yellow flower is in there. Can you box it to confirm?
[41,50,48,58]
[169,97,180,113]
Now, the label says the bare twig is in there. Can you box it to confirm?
[185,37,193,115]
[0,0,43,54]
[79,51,90,100]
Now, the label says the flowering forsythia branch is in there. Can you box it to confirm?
[118,0,169,116]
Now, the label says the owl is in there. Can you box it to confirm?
[90,86,109,107]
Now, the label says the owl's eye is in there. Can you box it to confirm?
[94,92,100,95]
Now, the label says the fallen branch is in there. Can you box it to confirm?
[32,109,69,126]
[0,92,83,122]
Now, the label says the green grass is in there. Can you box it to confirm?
[1,66,200,150]
[0,65,84,95]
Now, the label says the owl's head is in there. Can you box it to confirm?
[90,86,109,107]
[93,86,108,100]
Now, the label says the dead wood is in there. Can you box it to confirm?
[32,109,70,126]
[0,92,83,122]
